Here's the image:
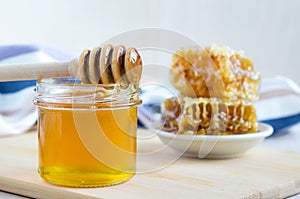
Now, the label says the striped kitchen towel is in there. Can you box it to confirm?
[0,45,73,136]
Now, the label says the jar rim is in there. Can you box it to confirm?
[34,78,142,109]
[37,78,133,87]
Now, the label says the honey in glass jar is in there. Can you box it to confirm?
[34,78,141,187]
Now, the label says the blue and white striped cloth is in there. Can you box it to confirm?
[0,45,73,136]
[255,76,300,133]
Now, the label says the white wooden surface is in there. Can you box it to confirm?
[0,125,300,199]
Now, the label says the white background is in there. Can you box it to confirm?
[0,0,299,83]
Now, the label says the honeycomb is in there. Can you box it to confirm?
[161,97,257,135]
[170,45,261,102]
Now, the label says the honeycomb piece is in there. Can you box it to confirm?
[169,45,261,102]
[161,97,257,135]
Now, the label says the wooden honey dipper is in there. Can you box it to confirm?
[0,44,143,84]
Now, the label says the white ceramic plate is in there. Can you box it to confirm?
[153,123,273,159]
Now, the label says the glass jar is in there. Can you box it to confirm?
[34,78,141,187]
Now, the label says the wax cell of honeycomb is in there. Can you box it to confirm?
[169,45,261,102]
[161,97,257,135]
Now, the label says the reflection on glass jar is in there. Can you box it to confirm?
[34,78,141,187]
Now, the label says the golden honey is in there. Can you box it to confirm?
[165,45,260,135]
[170,45,260,101]
[35,78,141,187]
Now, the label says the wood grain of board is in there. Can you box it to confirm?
[0,129,299,199]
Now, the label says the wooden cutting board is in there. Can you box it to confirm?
[0,129,300,199]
